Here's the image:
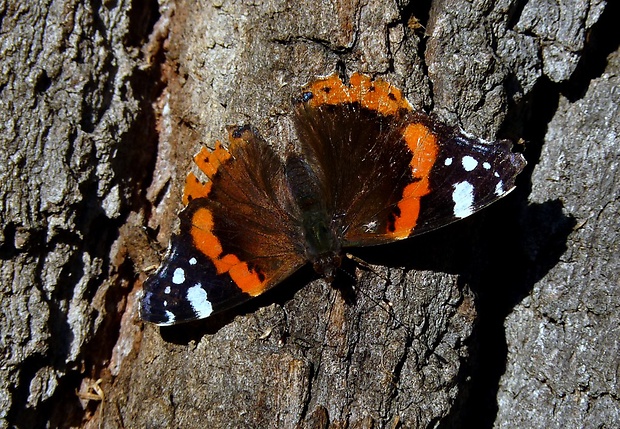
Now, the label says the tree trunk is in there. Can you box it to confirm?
[0,1,157,427]
[1,0,617,428]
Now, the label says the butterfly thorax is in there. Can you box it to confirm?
[301,210,342,281]
[285,154,342,280]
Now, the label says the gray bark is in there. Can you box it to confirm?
[496,18,620,429]
[1,0,617,428]
[0,1,154,427]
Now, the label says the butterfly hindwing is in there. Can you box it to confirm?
[293,100,417,246]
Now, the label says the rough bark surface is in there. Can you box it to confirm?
[496,30,620,429]
[0,1,158,428]
[1,0,617,428]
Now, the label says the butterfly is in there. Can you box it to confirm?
[140,73,526,325]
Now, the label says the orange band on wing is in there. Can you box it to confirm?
[182,172,212,204]
[190,207,268,296]
[182,142,231,204]
[190,207,222,258]
[182,132,269,296]
[195,142,231,178]
[390,123,439,238]
[304,72,412,116]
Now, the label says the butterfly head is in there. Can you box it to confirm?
[311,252,343,283]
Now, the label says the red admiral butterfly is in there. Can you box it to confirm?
[140,73,526,326]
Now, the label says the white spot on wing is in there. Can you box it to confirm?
[444,157,453,166]
[163,300,168,307]
[189,257,197,265]
[461,156,478,171]
[483,162,491,170]
[363,220,378,232]
[495,180,504,196]
[164,310,176,325]
[172,267,185,285]
[494,171,500,178]
[452,181,475,218]
[187,283,213,319]
[164,286,171,294]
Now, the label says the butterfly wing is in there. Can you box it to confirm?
[409,129,526,235]
[293,73,526,247]
[140,127,306,325]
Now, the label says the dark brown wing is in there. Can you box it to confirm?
[293,73,525,248]
[140,126,306,325]
[293,100,418,247]
[190,126,307,294]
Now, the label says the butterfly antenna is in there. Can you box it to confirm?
[343,254,411,332]
[345,253,392,284]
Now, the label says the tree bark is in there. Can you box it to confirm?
[0,1,157,427]
[1,0,617,428]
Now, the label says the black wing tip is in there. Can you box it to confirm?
[139,289,177,326]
